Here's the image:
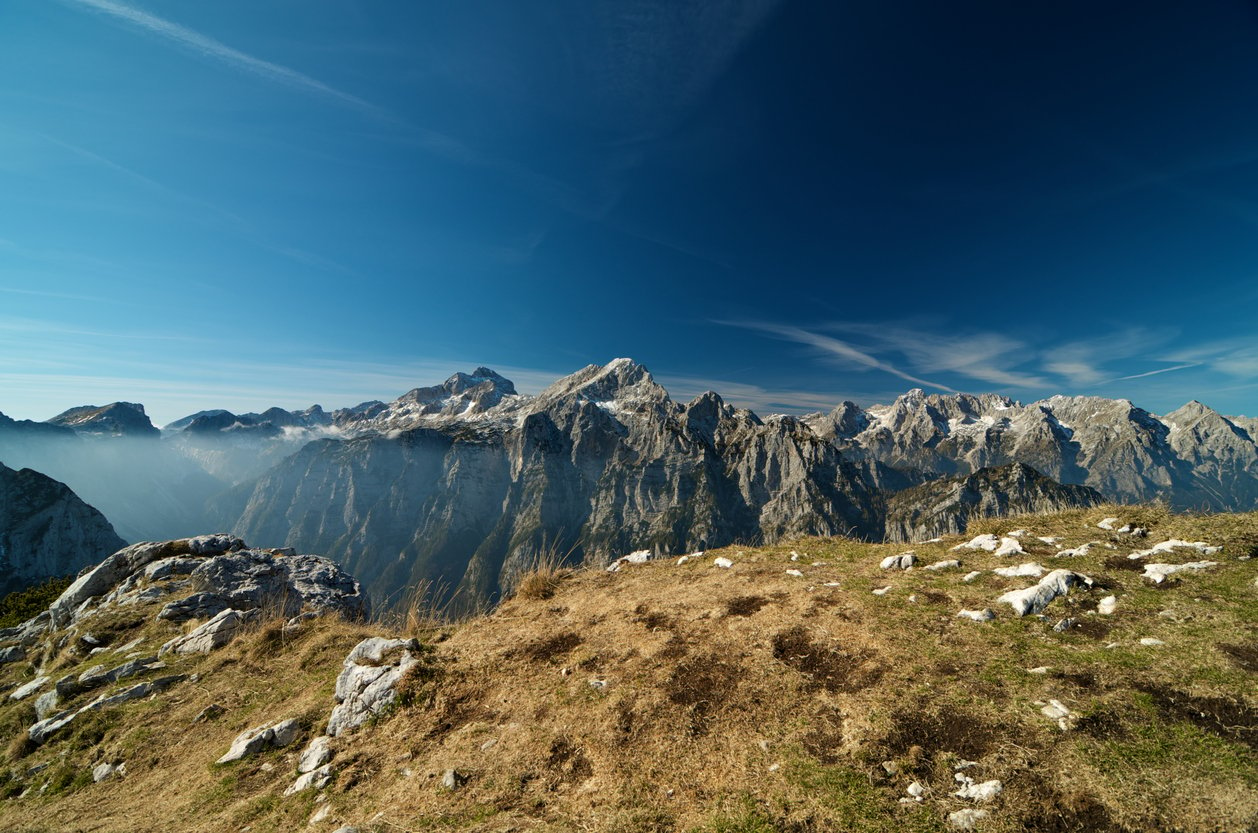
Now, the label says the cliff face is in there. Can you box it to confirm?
[0,462,126,594]
[226,361,883,609]
[883,462,1104,543]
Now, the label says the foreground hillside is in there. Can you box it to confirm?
[0,507,1254,832]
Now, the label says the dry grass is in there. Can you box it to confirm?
[0,504,1255,832]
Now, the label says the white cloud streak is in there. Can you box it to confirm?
[63,0,382,116]
[1113,363,1201,381]
[720,321,958,393]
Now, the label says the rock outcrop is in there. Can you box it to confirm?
[0,462,126,594]
[883,463,1104,543]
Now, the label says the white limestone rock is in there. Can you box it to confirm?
[953,776,1003,802]
[996,569,1093,616]
[713,556,734,568]
[952,534,1000,552]
[962,570,983,583]
[993,537,1025,557]
[284,762,333,795]
[1142,561,1217,583]
[994,562,1045,578]
[1097,596,1117,615]
[326,637,422,737]
[160,608,258,656]
[9,675,48,701]
[948,808,990,830]
[298,736,334,773]
[924,559,961,571]
[957,608,996,622]
[880,552,917,570]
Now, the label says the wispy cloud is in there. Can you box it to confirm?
[719,321,958,393]
[63,0,382,116]
[1114,363,1200,381]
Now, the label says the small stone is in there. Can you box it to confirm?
[1026,666,1050,674]
[284,763,333,795]
[768,763,780,772]
[785,569,804,577]
[1052,618,1075,633]
[713,557,733,569]
[924,559,961,571]
[588,679,608,690]
[953,778,1002,802]
[218,725,275,764]
[193,703,226,723]
[92,762,119,782]
[957,609,995,622]
[9,676,49,701]
[1097,517,1119,530]
[962,571,982,583]
[480,738,498,751]
[270,718,301,748]
[994,562,1044,578]
[1140,638,1166,646]
[872,586,891,596]
[34,689,59,721]
[907,781,924,798]
[309,805,331,824]
[1097,596,1117,615]
[298,736,333,774]
[948,808,990,830]
[880,552,917,570]
[441,769,466,790]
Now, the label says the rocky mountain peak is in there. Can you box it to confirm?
[47,402,158,438]
[536,358,669,409]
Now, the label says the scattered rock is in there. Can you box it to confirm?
[441,769,466,790]
[1142,562,1217,584]
[607,550,652,572]
[284,763,333,795]
[9,675,49,701]
[298,736,334,773]
[957,609,996,622]
[92,761,123,782]
[993,537,1025,557]
[1052,617,1076,633]
[34,689,59,721]
[785,569,804,577]
[1037,536,1062,545]
[996,569,1092,616]
[1040,699,1074,729]
[948,808,990,830]
[1097,596,1117,615]
[872,586,892,596]
[952,534,1000,552]
[218,722,287,764]
[0,645,26,664]
[880,552,917,570]
[1129,540,1221,560]
[713,556,733,569]
[271,718,301,747]
[160,608,258,655]
[326,637,422,737]
[1140,638,1166,647]
[953,776,1003,802]
[193,704,226,724]
[962,571,982,583]
[994,563,1044,578]
[907,781,924,800]
[1097,517,1119,530]
[924,559,961,571]
[1026,666,1050,674]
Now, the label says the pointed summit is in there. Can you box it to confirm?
[537,358,667,406]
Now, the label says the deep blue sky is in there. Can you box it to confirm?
[3,0,1258,424]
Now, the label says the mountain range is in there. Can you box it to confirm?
[2,359,1255,606]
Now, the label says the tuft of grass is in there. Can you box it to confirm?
[514,544,575,601]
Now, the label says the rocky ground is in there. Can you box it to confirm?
[0,507,1253,833]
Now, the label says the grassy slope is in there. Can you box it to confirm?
[0,505,1253,833]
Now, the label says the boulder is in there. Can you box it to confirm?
[284,763,333,795]
[9,675,48,701]
[160,608,258,655]
[326,638,422,737]
[996,569,1092,616]
[217,725,277,764]
[297,736,333,773]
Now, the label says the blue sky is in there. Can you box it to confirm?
[2,0,1258,424]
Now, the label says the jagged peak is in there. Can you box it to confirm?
[537,358,666,405]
